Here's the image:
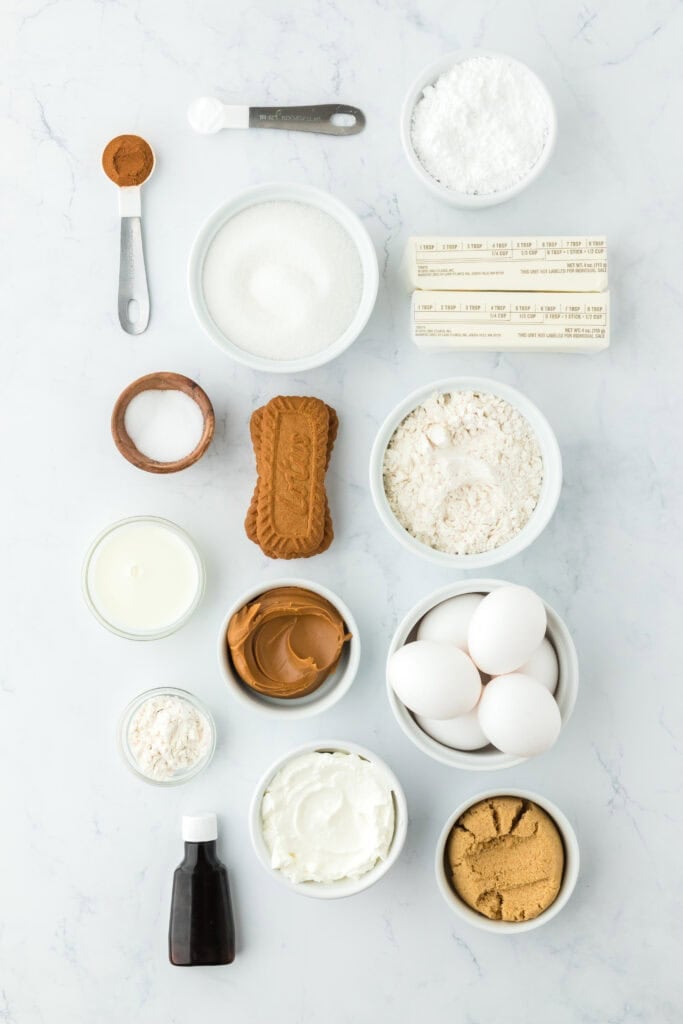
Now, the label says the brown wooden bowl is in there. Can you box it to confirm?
[111,371,215,474]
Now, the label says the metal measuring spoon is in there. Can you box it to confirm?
[187,97,365,136]
[102,135,155,335]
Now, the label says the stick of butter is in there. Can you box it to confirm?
[403,236,608,293]
[412,291,610,352]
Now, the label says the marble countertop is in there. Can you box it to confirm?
[2,0,681,1021]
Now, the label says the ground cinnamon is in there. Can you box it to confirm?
[102,134,154,186]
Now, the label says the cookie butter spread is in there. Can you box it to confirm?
[447,796,564,922]
[227,587,351,698]
[261,752,395,883]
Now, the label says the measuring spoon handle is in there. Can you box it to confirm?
[118,216,150,335]
[248,104,365,135]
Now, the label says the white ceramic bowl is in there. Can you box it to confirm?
[249,739,408,899]
[188,182,379,373]
[118,686,217,786]
[386,579,579,770]
[435,788,580,932]
[400,49,557,208]
[218,578,360,719]
[370,376,562,570]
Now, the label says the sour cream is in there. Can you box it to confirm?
[261,751,395,884]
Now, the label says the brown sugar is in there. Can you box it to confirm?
[102,134,154,187]
[447,796,564,922]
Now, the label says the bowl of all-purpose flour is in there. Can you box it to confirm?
[188,183,379,372]
[369,377,562,569]
[401,50,557,207]
[119,686,216,785]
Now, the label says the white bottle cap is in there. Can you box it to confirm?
[182,813,218,843]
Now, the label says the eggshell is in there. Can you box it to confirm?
[518,638,559,694]
[388,641,481,720]
[416,593,483,651]
[478,673,561,757]
[468,586,547,675]
[416,707,489,751]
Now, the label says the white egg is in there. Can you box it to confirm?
[416,707,489,751]
[518,637,559,694]
[388,641,481,720]
[468,586,547,675]
[416,593,484,651]
[478,673,562,757]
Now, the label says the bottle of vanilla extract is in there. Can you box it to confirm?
[169,813,236,966]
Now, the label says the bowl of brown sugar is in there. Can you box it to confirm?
[435,789,579,933]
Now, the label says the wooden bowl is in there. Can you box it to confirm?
[111,371,215,474]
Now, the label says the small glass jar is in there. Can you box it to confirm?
[82,515,205,640]
[119,686,217,786]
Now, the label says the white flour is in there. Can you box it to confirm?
[411,56,552,195]
[383,391,543,555]
[128,693,211,781]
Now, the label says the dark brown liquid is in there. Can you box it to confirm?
[169,840,236,966]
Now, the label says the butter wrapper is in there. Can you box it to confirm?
[403,236,608,293]
[412,290,610,352]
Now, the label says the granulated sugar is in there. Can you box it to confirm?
[202,200,363,360]
[411,56,552,195]
[382,391,543,556]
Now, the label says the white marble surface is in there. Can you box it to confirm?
[2,0,682,1020]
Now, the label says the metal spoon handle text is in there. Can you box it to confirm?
[248,104,365,135]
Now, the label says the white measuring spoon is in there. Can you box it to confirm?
[188,97,365,136]
[102,136,155,335]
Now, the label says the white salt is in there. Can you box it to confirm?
[411,56,552,195]
[201,200,363,361]
[124,389,205,463]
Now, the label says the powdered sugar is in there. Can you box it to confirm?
[382,391,543,556]
[410,56,552,195]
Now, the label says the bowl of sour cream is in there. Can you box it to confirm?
[249,739,408,899]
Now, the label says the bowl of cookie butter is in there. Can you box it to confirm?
[218,578,360,718]
[435,789,580,933]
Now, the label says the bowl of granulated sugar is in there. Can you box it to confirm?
[369,377,562,569]
[401,50,557,207]
[188,182,379,373]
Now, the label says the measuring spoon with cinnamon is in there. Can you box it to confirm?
[102,134,155,335]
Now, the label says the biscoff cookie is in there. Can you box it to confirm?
[447,796,564,922]
[245,396,338,559]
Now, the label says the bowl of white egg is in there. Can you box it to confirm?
[386,580,578,770]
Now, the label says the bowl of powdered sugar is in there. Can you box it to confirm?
[188,182,378,372]
[401,50,557,207]
[370,377,562,569]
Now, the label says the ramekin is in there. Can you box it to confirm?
[435,788,580,932]
[218,578,360,719]
[386,579,579,770]
[400,50,557,208]
[188,182,379,373]
[118,686,216,786]
[369,376,562,570]
[249,739,408,899]
[82,515,205,641]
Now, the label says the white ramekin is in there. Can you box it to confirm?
[188,182,379,373]
[400,49,557,208]
[249,739,408,899]
[435,788,580,933]
[386,579,579,771]
[369,376,562,570]
[218,578,360,719]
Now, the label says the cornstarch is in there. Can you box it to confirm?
[382,391,543,556]
[128,693,211,781]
